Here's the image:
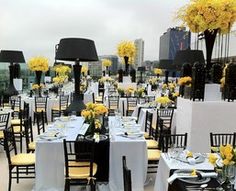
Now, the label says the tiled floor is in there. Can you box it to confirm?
[0,145,155,191]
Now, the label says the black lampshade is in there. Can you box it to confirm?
[174,49,204,70]
[55,38,98,61]
[0,50,25,63]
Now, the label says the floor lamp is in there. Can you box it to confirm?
[0,50,25,96]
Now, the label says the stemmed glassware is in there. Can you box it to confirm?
[227,165,235,190]
[216,169,226,191]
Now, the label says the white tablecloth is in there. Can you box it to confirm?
[176,97,236,152]
[154,153,214,191]
[35,117,84,191]
[109,117,148,191]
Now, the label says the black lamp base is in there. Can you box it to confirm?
[4,84,18,97]
[64,94,85,116]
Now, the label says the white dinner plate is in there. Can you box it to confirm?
[174,169,211,184]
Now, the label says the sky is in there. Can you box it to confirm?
[0,0,190,64]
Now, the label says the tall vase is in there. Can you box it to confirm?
[204,29,218,81]
[35,71,42,97]
[124,56,129,76]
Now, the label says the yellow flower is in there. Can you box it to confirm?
[172,92,179,97]
[53,64,71,76]
[81,66,88,75]
[154,68,162,75]
[117,41,136,64]
[94,104,108,116]
[32,83,44,90]
[102,59,112,67]
[208,153,218,165]
[156,96,171,105]
[178,76,192,86]
[28,56,49,72]
[162,84,168,90]
[186,151,193,158]
[176,0,236,34]
[53,76,67,85]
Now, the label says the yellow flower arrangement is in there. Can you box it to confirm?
[154,68,162,75]
[117,41,136,64]
[94,119,102,129]
[117,88,125,95]
[156,96,172,105]
[219,144,236,166]
[168,83,176,91]
[148,77,159,85]
[125,87,135,95]
[172,92,180,98]
[32,83,44,90]
[81,65,88,75]
[176,0,236,34]
[178,76,192,86]
[162,83,168,90]
[53,76,67,85]
[135,87,145,97]
[99,76,114,84]
[102,59,112,67]
[28,56,49,72]
[53,64,71,76]
[81,102,108,122]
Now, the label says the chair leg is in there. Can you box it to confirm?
[91,182,96,191]
[8,170,12,191]
[64,179,70,191]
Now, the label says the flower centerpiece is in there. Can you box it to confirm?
[148,77,160,91]
[117,87,125,97]
[208,144,236,189]
[156,96,172,108]
[178,76,192,98]
[102,59,112,75]
[117,41,136,76]
[28,56,49,96]
[125,87,135,97]
[154,68,163,77]
[53,64,71,88]
[81,102,108,138]
[135,87,145,98]
[177,0,236,79]
[81,65,88,76]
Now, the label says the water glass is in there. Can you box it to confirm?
[216,169,226,187]
[227,165,235,189]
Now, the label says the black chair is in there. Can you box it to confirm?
[126,97,137,116]
[24,117,35,153]
[210,132,236,153]
[33,96,48,124]
[0,112,10,147]
[161,133,188,153]
[10,95,21,118]
[108,96,119,116]
[3,129,35,191]
[51,95,69,121]
[122,156,132,191]
[36,111,45,135]
[63,136,97,191]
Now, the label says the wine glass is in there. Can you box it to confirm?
[227,165,235,190]
[216,169,226,190]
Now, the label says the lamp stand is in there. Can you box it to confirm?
[5,63,18,96]
[64,60,85,116]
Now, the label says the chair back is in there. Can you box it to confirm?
[156,108,174,129]
[145,111,153,137]
[59,95,69,111]
[210,132,236,152]
[0,113,10,130]
[36,111,45,135]
[108,96,119,115]
[23,102,30,119]
[10,95,21,111]
[161,133,188,152]
[126,97,137,116]
[34,97,47,112]
[122,156,132,191]
[3,129,17,165]
[63,135,95,180]
[24,117,34,153]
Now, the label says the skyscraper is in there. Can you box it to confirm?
[134,39,144,68]
[159,27,191,69]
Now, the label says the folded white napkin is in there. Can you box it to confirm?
[187,157,196,165]
[167,171,217,184]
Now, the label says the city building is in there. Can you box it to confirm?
[159,27,191,69]
[87,61,102,79]
[134,39,144,69]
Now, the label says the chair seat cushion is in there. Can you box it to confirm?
[68,161,97,179]
[147,149,161,161]
[11,153,35,165]
[144,132,151,139]
[52,106,67,111]
[146,139,158,149]
[35,108,45,112]
[28,142,35,150]
[12,126,23,133]
[0,130,3,139]
[11,119,21,125]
